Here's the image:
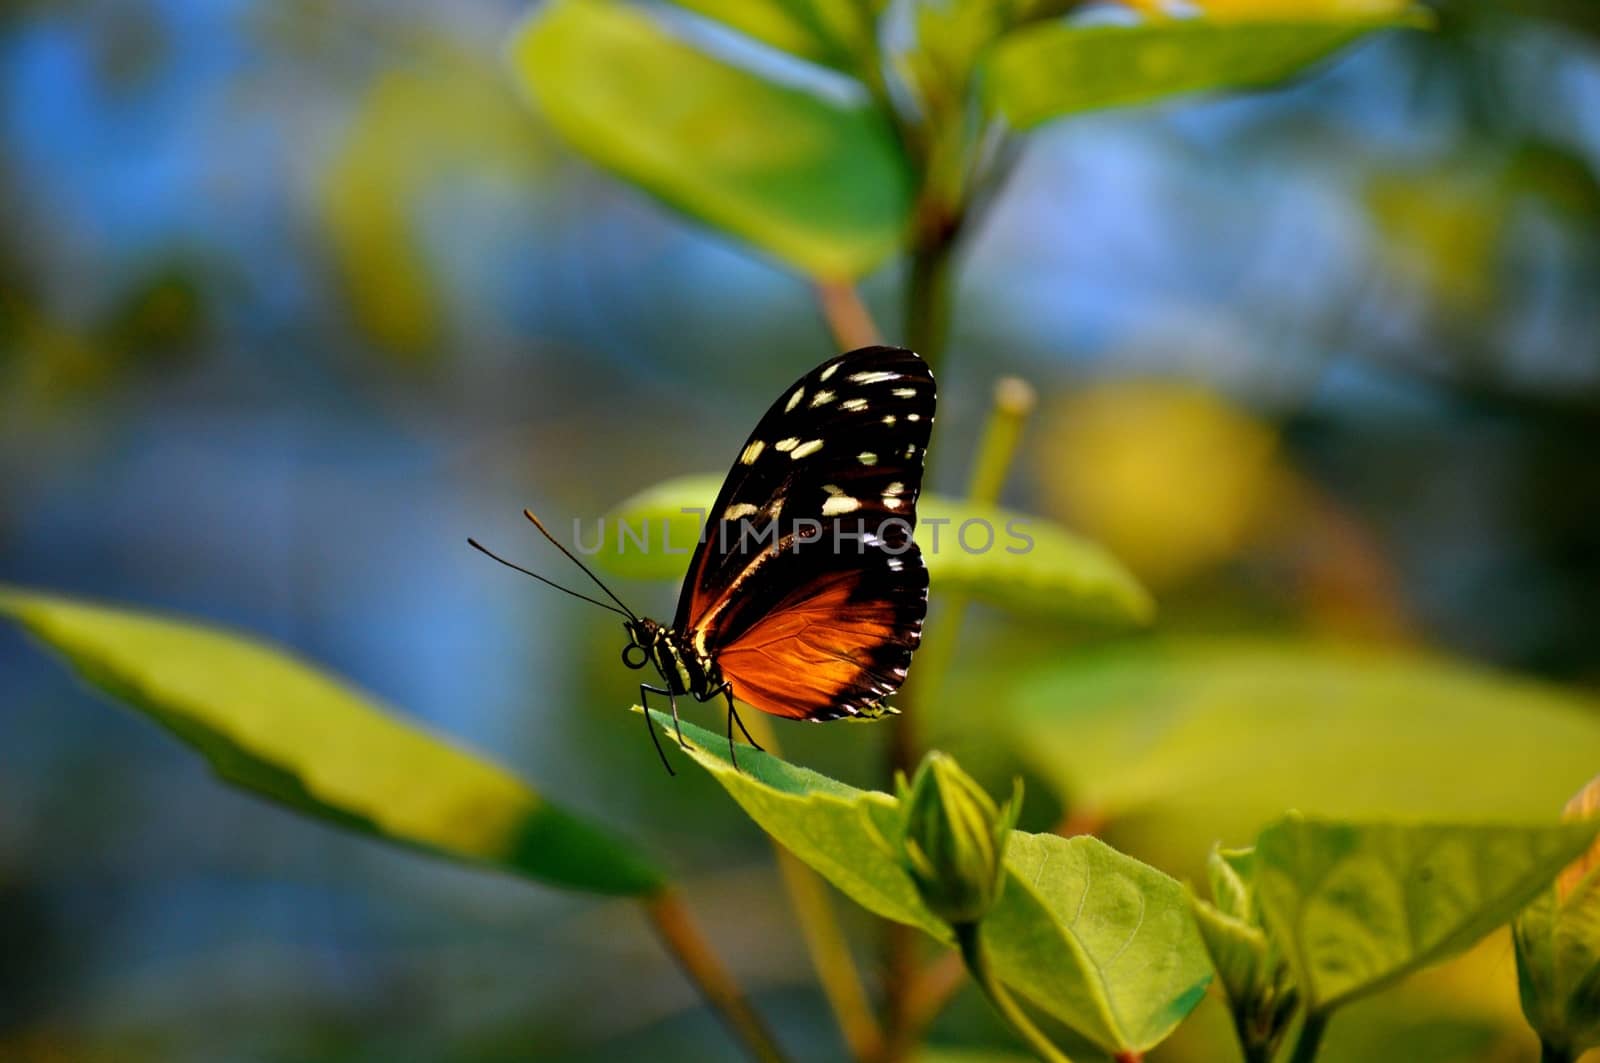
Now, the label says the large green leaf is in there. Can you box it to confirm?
[1253,815,1599,1013]
[983,15,1424,130]
[508,0,912,279]
[663,0,879,73]
[1012,640,1600,861]
[656,710,1210,1053]
[0,587,664,896]
[597,474,1152,625]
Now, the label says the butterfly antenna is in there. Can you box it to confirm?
[467,538,631,618]
[522,508,640,622]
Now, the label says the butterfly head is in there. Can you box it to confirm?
[621,618,662,670]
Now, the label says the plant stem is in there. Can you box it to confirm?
[1229,1012,1273,1063]
[815,281,882,350]
[876,952,967,1062]
[905,226,958,374]
[643,889,792,1063]
[1285,1011,1329,1063]
[1540,1043,1574,1063]
[954,922,1075,1063]
[739,713,886,1062]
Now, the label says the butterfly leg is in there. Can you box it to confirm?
[638,683,676,776]
[717,683,764,753]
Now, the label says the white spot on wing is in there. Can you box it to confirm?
[893,387,917,398]
[723,502,759,520]
[790,439,824,460]
[822,493,861,516]
[882,414,896,426]
[819,362,839,382]
[739,440,765,465]
[907,413,921,422]
[810,390,835,407]
[858,451,877,466]
[840,398,867,412]
[850,371,897,384]
[785,389,804,413]
[774,437,800,451]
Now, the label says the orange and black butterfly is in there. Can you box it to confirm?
[471,345,934,771]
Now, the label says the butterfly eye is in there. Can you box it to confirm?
[622,643,650,670]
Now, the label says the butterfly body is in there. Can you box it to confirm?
[624,616,722,701]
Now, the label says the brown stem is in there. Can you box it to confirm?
[815,281,883,351]
[643,889,792,1063]
[875,952,967,1063]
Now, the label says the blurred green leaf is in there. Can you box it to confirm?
[982,15,1423,130]
[1254,815,1599,1012]
[319,53,550,358]
[1013,640,1600,854]
[656,711,1209,1053]
[0,586,665,896]
[509,0,913,279]
[597,474,1152,625]
[663,0,879,73]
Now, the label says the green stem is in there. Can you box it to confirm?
[905,229,957,373]
[1230,1016,1271,1063]
[1285,1011,1329,1063]
[954,922,1074,1063]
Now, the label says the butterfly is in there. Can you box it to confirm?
[471,345,934,771]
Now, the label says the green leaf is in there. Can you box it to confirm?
[1189,894,1271,1017]
[1254,815,1600,1013]
[662,0,879,74]
[982,15,1425,130]
[317,48,550,358]
[1515,874,1600,1059]
[0,586,665,896]
[508,0,912,279]
[1514,780,1600,1059]
[596,474,1153,625]
[987,830,1212,1051]
[1012,640,1600,861]
[656,711,1209,1053]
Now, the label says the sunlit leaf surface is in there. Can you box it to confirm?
[0,587,665,896]
[657,711,1209,1053]
[663,0,879,73]
[1254,815,1598,1012]
[1014,640,1600,853]
[984,15,1423,129]
[509,0,912,278]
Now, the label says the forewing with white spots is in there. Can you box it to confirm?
[673,346,935,721]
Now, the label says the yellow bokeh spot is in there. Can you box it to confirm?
[1035,379,1283,589]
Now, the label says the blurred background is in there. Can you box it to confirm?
[3,1,1600,1060]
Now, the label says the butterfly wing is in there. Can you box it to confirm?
[673,346,935,720]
